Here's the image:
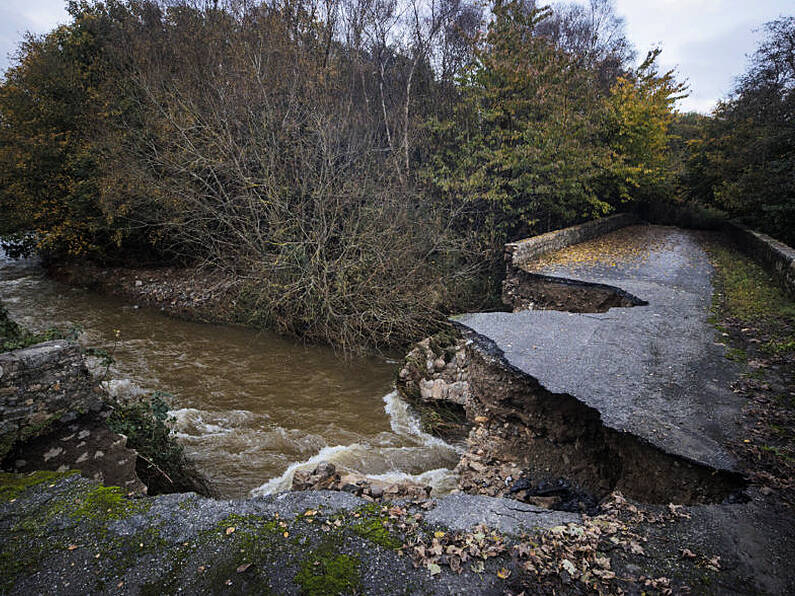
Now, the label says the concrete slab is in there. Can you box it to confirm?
[454,226,744,471]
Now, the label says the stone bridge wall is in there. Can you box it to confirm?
[724,222,795,297]
[0,341,101,457]
[502,213,639,306]
[504,213,639,271]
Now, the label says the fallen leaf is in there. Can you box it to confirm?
[561,559,577,575]
[471,561,485,573]
[225,527,236,535]
[594,556,611,569]
[681,548,696,559]
[427,562,442,576]
[236,563,251,573]
[67,544,79,551]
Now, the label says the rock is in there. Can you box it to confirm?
[369,485,384,498]
[525,496,558,509]
[433,357,446,371]
[314,461,336,479]
[424,493,580,534]
[469,460,487,473]
[444,381,469,405]
[291,469,312,490]
[419,378,434,400]
[340,483,364,496]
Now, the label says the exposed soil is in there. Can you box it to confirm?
[502,270,647,313]
[455,334,747,506]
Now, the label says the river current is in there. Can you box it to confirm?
[0,250,459,497]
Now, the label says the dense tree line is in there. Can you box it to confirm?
[680,16,794,246]
[0,0,688,349]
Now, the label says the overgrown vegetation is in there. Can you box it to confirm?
[106,393,211,496]
[702,235,794,502]
[0,1,790,350]
[0,0,688,351]
[706,238,795,326]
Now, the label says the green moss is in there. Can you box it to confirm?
[726,347,747,362]
[67,485,150,521]
[295,547,361,596]
[214,513,282,539]
[704,240,795,322]
[0,470,76,502]
[763,338,795,356]
[351,517,402,550]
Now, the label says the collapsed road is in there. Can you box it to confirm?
[453,225,746,493]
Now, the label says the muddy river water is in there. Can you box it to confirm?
[0,251,459,497]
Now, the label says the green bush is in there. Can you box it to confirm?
[107,393,212,496]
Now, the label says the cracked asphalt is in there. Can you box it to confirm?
[454,225,745,472]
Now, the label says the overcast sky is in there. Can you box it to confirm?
[1,0,792,113]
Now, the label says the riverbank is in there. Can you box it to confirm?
[47,261,243,327]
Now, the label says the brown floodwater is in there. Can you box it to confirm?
[0,250,459,498]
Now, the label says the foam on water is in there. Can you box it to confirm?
[250,444,362,496]
[250,391,460,497]
[382,390,452,448]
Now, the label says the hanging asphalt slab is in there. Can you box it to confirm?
[453,225,744,472]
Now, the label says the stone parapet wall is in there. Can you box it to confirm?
[502,213,639,307]
[724,222,795,297]
[0,341,101,455]
[0,340,145,493]
[504,213,639,270]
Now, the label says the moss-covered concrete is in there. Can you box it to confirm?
[0,473,525,595]
[1,471,793,594]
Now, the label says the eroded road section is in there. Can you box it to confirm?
[454,226,744,474]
